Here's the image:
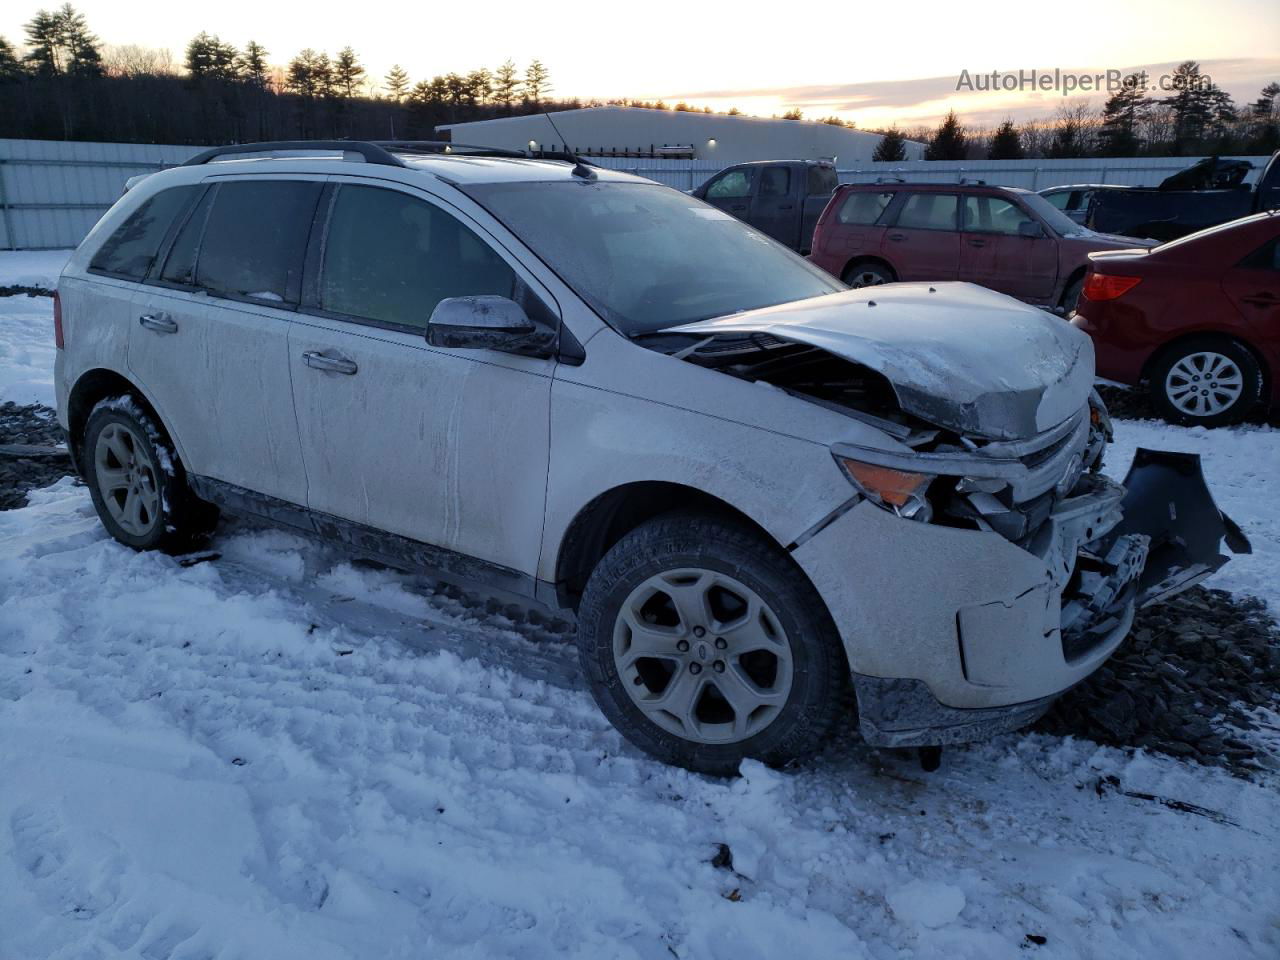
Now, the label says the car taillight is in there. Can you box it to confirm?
[53,291,64,349]
[1082,273,1141,302]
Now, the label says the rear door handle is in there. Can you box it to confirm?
[777,204,794,210]
[888,233,906,242]
[302,351,358,375]
[967,238,987,247]
[138,314,178,334]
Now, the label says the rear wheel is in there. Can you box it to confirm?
[576,512,850,775]
[1060,276,1084,316]
[82,398,218,551]
[842,261,894,288]
[1148,338,1263,427]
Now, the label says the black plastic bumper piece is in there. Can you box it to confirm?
[854,674,1055,748]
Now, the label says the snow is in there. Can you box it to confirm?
[0,294,58,406]
[0,249,70,290]
[2,263,1279,958]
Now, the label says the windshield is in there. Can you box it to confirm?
[1017,191,1086,236]
[463,181,843,335]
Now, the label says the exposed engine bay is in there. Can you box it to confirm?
[645,321,1250,665]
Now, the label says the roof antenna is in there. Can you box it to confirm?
[541,109,596,180]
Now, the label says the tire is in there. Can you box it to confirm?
[842,261,894,288]
[576,511,851,775]
[1147,338,1263,427]
[1060,276,1083,317]
[82,396,218,551]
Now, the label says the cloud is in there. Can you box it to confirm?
[665,58,1280,128]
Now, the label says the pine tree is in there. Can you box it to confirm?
[465,68,491,107]
[185,32,239,83]
[0,36,23,81]
[333,46,364,99]
[1098,73,1150,156]
[925,110,967,160]
[59,4,102,78]
[384,63,409,101]
[492,59,520,110]
[1163,61,1236,152]
[286,48,329,98]
[987,119,1022,159]
[24,4,101,77]
[237,41,269,88]
[872,127,906,162]
[524,59,550,104]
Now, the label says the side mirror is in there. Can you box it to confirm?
[426,295,555,357]
[1019,220,1046,239]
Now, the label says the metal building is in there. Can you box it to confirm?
[437,107,925,167]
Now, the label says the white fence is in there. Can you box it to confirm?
[591,154,1272,192]
[1,138,1271,249]
[0,139,202,249]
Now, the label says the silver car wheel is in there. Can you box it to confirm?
[94,422,161,537]
[847,269,888,288]
[612,568,794,744]
[1165,351,1244,418]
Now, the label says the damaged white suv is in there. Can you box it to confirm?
[54,141,1248,774]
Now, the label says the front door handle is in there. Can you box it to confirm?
[967,238,987,247]
[138,314,178,334]
[302,351,358,375]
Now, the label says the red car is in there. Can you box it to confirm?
[1072,211,1280,426]
[809,182,1152,313]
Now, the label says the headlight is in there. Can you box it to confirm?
[836,456,934,521]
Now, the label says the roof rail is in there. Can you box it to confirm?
[372,140,529,159]
[182,140,404,168]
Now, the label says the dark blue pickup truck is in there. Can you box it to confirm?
[691,160,838,254]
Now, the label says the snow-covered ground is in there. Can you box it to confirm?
[0,249,68,407]
[0,249,70,291]
[2,255,1278,959]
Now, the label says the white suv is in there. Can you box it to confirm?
[53,141,1246,774]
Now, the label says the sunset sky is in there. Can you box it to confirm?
[3,0,1278,128]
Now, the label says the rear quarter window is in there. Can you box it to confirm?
[89,185,200,280]
[837,190,894,225]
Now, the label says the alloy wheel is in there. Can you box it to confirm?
[1164,351,1244,418]
[94,422,161,537]
[847,269,888,288]
[612,568,794,744]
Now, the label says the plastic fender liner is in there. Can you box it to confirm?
[1102,448,1251,607]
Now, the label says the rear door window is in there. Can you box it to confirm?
[759,167,790,197]
[90,185,200,280]
[318,184,518,331]
[894,193,959,231]
[838,190,894,225]
[195,181,321,304]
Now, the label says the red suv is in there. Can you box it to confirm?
[809,182,1152,313]
[1072,211,1280,426]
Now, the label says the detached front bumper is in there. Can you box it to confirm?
[793,448,1247,748]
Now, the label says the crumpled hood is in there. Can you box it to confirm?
[665,282,1095,440]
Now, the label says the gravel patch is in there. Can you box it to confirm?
[0,401,74,510]
[1039,586,1280,777]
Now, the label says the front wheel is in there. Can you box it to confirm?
[576,512,850,775]
[1148,338,1263,427]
